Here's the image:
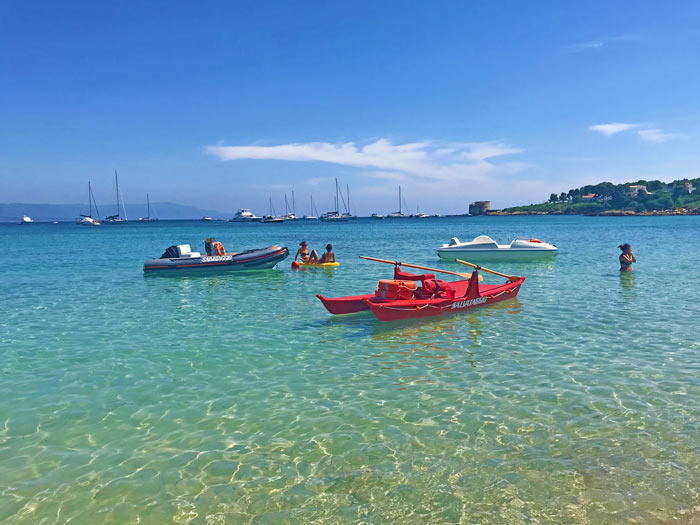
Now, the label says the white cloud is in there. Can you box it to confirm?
[365,170,407,181]
[589,122,642,136]
[205,138,525,182]
[568,35,637,54]
[572,40,605,52]
[637,128,678,143]
[303,176,332,186]
[589,122,680,143]
[248,183,291,191]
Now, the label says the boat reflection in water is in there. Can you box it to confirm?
[325,298,523,390]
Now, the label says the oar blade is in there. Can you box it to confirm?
[457,272,483,282]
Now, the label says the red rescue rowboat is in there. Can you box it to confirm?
[317,266,524,322]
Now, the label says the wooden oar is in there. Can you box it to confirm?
[455,259,520,282]
[360,256,483,281]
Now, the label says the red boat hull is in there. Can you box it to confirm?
[365,279,524,321]
[316,293,374,314]
[317,273,525,321]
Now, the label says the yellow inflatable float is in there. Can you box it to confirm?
[292,261,339,269]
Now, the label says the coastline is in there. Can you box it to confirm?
[486,208,700,217]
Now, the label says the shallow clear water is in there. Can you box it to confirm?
[1,216,699,523]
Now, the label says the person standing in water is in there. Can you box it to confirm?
[619,243,636,272]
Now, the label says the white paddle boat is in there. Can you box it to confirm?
[438,235,557,260]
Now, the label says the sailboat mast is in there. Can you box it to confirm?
[399,186,402,214]
[147,193,151,218]
[120,186,128,220]
[90,182,101,220]
[292,191,296,215]
[115,171,119,216]
[347,184,351,214]
[335,178,339,213]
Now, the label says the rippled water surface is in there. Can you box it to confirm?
[1,216,699,523]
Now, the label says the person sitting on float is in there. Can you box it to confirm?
[295,241,319,264]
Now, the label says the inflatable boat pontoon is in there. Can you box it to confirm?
[144,243,288,273]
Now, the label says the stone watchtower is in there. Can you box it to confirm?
[469,201,491,216]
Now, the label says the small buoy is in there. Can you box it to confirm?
[291,261,300,270]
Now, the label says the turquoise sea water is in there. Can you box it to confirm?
[1,216,699,523]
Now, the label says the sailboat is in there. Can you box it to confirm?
[302,196,319,220]
[412,205,429,219]
[341,184,357,220]
[104,171,128,223]
[283,192,298,221]
[320,179,349,222]
[138,193,158,221]
[76,182,101,226]
[261,197,284,223]
[386,186,408,218]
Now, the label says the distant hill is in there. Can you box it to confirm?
[0,202,233,222]
[501,178,700,215]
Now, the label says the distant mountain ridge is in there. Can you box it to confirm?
[0,202,233,222]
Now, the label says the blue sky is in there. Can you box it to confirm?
[1,1,699,214]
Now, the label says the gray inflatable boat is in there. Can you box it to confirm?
[143,243,288,273]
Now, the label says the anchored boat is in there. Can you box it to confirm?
[317,257,524,322]
[103,171,128,223]
[76,182,101,226]
[438,235,557,260]
[144,241,288,273]
[230,209,262,222]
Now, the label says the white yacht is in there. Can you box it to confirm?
[20,215,33,224]
[230,209,262,222]
[77,216,100,226]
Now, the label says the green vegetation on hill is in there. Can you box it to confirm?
[504,178,700,214]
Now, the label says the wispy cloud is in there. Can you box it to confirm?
[637,128,678,143]
[589,122,642,136]
[568,35,637,54]
[589,122,679,143]
[303,176,333,186]
[572,40,605,52]
[205,138,526,182]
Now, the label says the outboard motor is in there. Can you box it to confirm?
[160,245,179,259]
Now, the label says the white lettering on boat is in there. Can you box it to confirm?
[202,256,233,262]
[451,297,488,309]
